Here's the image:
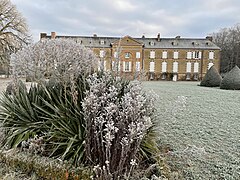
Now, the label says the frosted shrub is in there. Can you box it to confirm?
[83,72,155,179]
[10,38,98,85]
[200,66,222,87]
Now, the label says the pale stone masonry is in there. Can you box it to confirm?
[40,32,220,81]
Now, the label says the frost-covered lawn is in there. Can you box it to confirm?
[143,81,240,179]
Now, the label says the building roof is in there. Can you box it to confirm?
[41,33,220,50]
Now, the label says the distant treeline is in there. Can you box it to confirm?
[212,24,240,73]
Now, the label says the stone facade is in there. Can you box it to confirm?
[40,32,220,81]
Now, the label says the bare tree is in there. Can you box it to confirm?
[212,24,240,73]
[0,0,30,67]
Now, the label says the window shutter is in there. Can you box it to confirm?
[149,61,155,72]
[186,62,191,73]
[173,62,178,73]
[187,52,192,59]
[199,51,202,59]
[129,62,132,71]
[162,62,167,72]
[194,62,199,73]
[192,51,195,59]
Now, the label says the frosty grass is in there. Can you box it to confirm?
[143,81,240,179]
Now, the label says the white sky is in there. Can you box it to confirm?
[11,0,240,41]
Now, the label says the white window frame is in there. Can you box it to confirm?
[100,40,105,45]
[150,41,155,46]
[123,61,131,72]
[150,50,155,59]
[114,52,118,58]
[162,61,167,73]
[194,62,199,73]
[136,52,141,59]
[136,61,141,71]
[187,51,192,59]
[173,51,179,59]
[125,52,130,58]
[194,51,202,59]
[186,62,191,73]
[173,61,178,73]
[150,61,155,72]
[209,51,214,60]
[162,51,167,59]
[100,50,105,58]
[112,61,121,71]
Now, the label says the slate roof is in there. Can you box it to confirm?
[43,34,220,50]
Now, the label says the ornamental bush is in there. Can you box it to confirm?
[83,72,156,179]
[220,65,240,90]
[200,66,222,87]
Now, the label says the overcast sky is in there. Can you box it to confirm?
[11,0,240,42]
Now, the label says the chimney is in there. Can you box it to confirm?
[206,36,213,42]
[142,34,145,38]
[93,34,97,37]
[175,35,181,39]
[157,33,160,41]
[51,32,56,39]
[40,33,47,39]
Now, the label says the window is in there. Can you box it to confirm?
[100,40,105,45]
[173,51,179,59]
[209,51,214,60]
[150,50,155,58]
[187,51,192,59]
[125,52,130,58]
[162,51,167,59]
[193,51,202,59]
[100,50,105,58]
[150,41,155,46]
[186,62,191,73]
[173,61,178,73]
[162,61,167,73]
[114,52,118,58]
[136,62,141,71]
[150,61,155,72]
[208,62,214,69]
[112,61,120,71]
[194,62,199,73]
[136,52,141,59]
[123,61,131,72]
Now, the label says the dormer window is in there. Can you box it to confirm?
[172,41,178,46]
[192,42,199,46]
[100,40,105,45]
[150,41,155,46]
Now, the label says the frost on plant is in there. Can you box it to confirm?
[82,72,155,179]
[10,38,98,84]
